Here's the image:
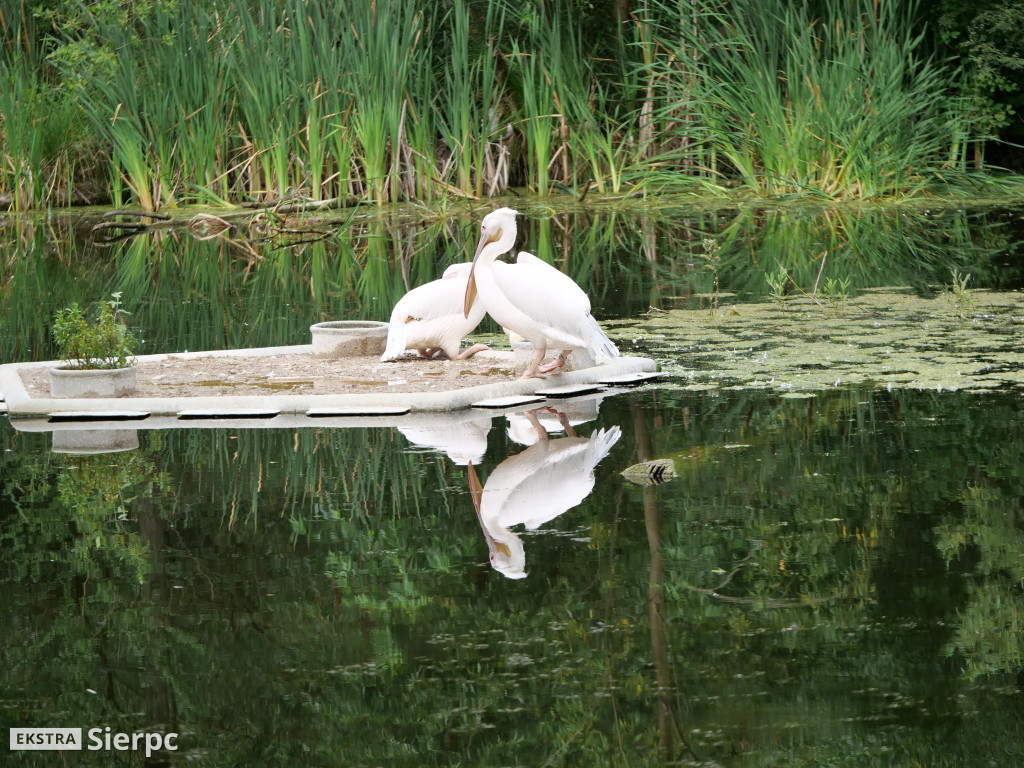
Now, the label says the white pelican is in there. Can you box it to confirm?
[468,411,621,578]
[463,207,619,378]
[381,263,489,361]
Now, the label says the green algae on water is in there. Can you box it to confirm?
[609,289,1024,393]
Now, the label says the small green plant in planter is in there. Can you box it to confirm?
[53,292,138,369]
[51,293,139,398]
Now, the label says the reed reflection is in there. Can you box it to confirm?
[468,407,620,579]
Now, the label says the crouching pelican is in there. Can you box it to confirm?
[463,207,619,378]
[381,263,489,361]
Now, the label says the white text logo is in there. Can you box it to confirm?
[10,727,178,757]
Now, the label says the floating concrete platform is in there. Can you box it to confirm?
[1,343,661,433]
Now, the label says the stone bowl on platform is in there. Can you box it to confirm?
[310,321,388,358]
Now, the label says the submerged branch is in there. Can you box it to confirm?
[89,199,357,246]
[241,195,359,214]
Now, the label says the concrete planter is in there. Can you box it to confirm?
[310,321,388,358]
[512,340,596,377]
[50,366,137,398]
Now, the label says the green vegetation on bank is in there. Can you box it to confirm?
[1,0,1023,212]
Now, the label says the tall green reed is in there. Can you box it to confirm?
[8,0,988,211]
[434,0,475,196]
[1,35,94,209]
[342,2,428,206]
[648,0,967,200]
[432,0,509,198]
[0,59,45,210]
[231,1,304,202]
[72,3,237,211]
[549,19,641,195]
[250,0,357,203]
[160,8,233,206]
[511,39,555,196]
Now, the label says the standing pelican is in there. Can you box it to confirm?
[381,263,489,362]
[468,412,621,579]
[463,207,619,378]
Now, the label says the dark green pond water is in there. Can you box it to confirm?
[3,202,1024,766]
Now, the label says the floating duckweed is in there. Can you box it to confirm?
[610,290,1024,393]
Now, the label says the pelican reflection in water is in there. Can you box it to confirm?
[397,413,492,466]
[468,409,621,579]
[505,395,607,447]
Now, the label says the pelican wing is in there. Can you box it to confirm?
[510,252,618,361]
[398,417,490,465]
[404,276,468,322]
[490,261,590,349]
[516,251,592,312]
[485,426,621,530]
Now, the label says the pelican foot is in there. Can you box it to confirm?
[519,347,548,379]
[455,343,490,360]
[537,351,571,375]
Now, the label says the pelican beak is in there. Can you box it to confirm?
[468,461,483,515]
[464,227,503,318]
[467,462,496,554]
[463,271,477,319]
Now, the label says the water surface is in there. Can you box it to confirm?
[2,202,1024,765]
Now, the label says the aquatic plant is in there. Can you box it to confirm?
[5,0,1012,211]
[433,0,510,198]
[231,2,305,203]
[0,43,94,209]
[944,267,976,320]
[343,2,427,205]
[765,266,791,308]
[822,275,852,313]
[511,39,556,197]
[698,237,722,313]
[0,59,45,211]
